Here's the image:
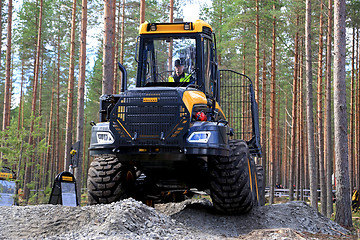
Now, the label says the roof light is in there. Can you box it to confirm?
[184,23,191,30]
[150,23,157,31]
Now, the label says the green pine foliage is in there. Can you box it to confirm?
[0,0,357,205]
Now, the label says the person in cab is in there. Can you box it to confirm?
[169,59,189,83]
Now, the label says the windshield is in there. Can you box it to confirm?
[139,37,197,87]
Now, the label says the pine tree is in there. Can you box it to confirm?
[305,0,318,209]
[333,0,352,227]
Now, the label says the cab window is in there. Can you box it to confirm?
[204,38,213,97]
[139,37,197,87]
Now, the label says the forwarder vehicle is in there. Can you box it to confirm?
[0,167,16,206]
[87,20,263,214]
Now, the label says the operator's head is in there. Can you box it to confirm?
[174,59,184,76]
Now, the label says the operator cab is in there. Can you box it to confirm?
[136,20,217,100]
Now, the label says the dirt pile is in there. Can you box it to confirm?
[0,198,352,239]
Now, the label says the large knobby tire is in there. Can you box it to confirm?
[209,140,254,214]
[87,154,134,205]
[255,165,266,206]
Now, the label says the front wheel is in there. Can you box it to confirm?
[87,154,136,205]
[209,140,254,214]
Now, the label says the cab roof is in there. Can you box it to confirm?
[139,19,212,35]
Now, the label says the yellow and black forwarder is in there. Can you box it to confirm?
[87,20,263,214]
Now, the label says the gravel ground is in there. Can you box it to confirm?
[0,198,353,240]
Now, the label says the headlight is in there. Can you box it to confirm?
[96,132,114,144]
[187,131,211,143]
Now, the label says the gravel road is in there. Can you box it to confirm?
[0,198,353,239]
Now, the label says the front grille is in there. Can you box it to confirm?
[110,89,189,146]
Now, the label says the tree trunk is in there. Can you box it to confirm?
[75,0,87,200]
[305,0,318,209]
[269,4,276,204]
[102,0,116,95]
[2,0,12,131]
[64,0,77,170]
[333,0,352,227]
[18,59,25,131]
[299,37,307,196]
[168,0,174,74]
[356,30,360,192]
[140,0,145,24]
[317,0,327,215]
[261,47,267,194]
[55,29,61,183]
[0,0,2,92]
[119,0,125,91]
[299,44,305,200]
[296,75,301,200]
[24,0,43,201]
[113,0,121,94]
[282,99,288,187]
[276,102,281,185]
[349,27,355,194]
[255,0,260,102]
[36,54,44,192]
[44,77,55,188]
[289,17,299,202]
[325,0,334,218]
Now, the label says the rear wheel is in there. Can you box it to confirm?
[87,154,135,205]
[209,140,254,214]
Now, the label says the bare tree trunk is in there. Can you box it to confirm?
[299,37,306,196]
[18,60,25,131]
[269,4,276,204]
[317,0,326,215]
[168,0,174,74]
[276,103,281,185]
[0,0,2,84]
[44,78,55,188]
[261,47,267,193]
[140,0,145,24]
[64,0,77,170]
[36,54,44,192]
[255,0,260,102]
[113,0,121,94]
[296,78,301,200]
[289,17,299,202]
[24,0,43,201]
[119,0,125,91]
[82,116,87,189]
[349,27,355,194]
[305,0,318,209]
[102,0,116,95]
[75,0,87,200]
[282,98,289,187]
[55,30,61,181]
[325,0,334,218]
[2,0,12,131]
[356,30,360,192]
[299,45,305,200]
[355,29,360,192]
[333,0,352,227]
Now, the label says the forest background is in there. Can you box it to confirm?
[0,0,358,227]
